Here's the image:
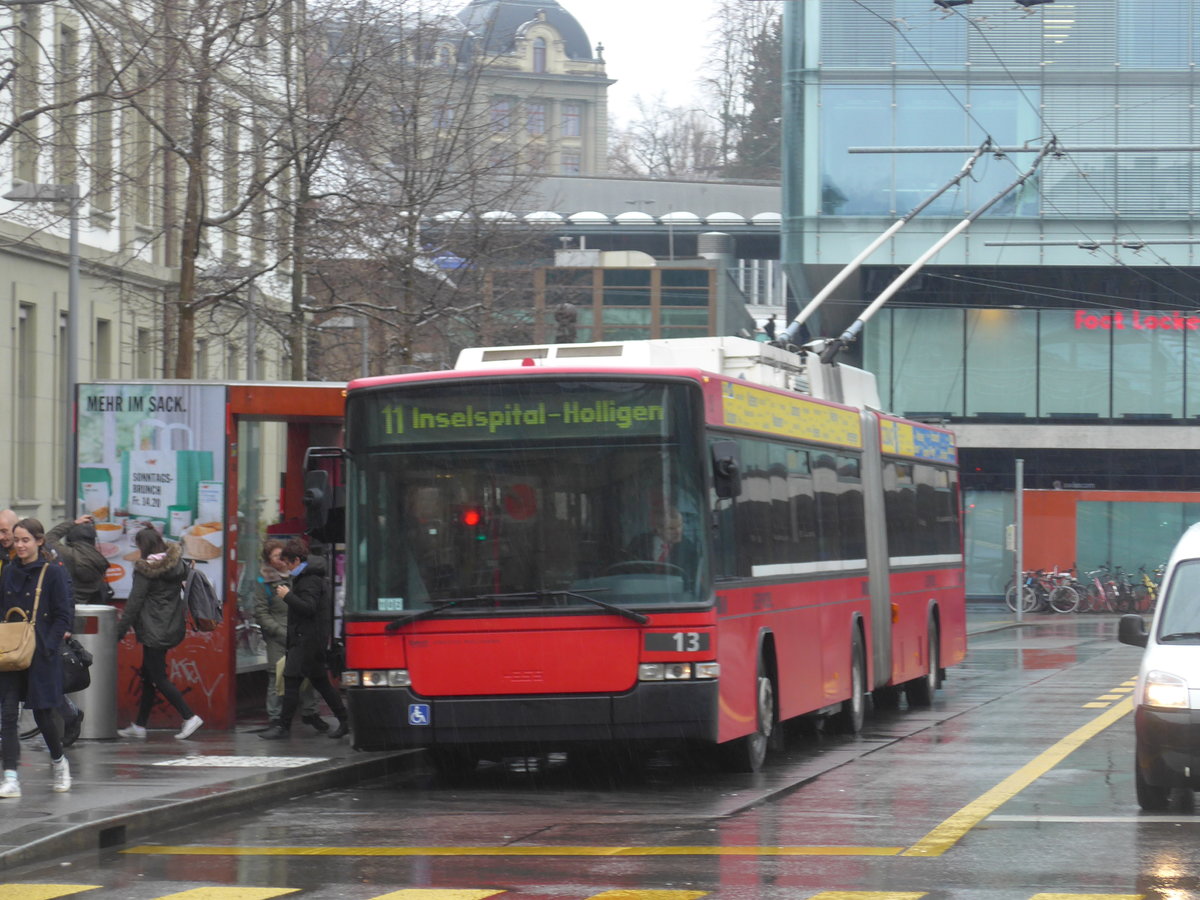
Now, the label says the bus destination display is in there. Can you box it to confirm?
[354,383,679,445]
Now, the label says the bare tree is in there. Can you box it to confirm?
[609,96,720,178]
[298,3,549,378]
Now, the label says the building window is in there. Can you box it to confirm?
[527,101,546,135]
[491,98,511,131]
[196,339,208,379]
[560,151,581,175]
[17,306,35,490]
[96,319,111,379]
[562,102,581,137]
[227,344,240,381]
[136,328,153,378]
[433,104,455,129]
[55,25,79,185]
[533,37,546,73]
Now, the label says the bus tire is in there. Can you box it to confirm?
[830,631,866,734]
[905,618,940,707]
[718,657,775,773]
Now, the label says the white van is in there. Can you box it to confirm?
[1118,522,1200,810]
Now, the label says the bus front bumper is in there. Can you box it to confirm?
[347,680,719,752]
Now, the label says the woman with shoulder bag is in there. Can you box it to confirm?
[0,519,74,798]
[114,526,203,741]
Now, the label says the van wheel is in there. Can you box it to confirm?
[830,631,866,734]
[1135,760,1170,811]
[718,658,775,773]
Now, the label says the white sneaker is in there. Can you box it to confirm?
[117,723,147,739]
[175,715,203,740]
[0,770,19,799]
[51,757,71,793]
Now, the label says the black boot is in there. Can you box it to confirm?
[302,714,330,733]
[259,723,291,741]
[328,719,350,739]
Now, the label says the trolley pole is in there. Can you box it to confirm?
[1015,458,1024,623]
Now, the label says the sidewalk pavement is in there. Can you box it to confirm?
[0,603,1020,873]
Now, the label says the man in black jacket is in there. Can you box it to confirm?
[260,540,350,741]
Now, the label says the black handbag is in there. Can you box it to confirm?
[60,636,93,694]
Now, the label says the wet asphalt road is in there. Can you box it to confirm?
[5,612,1199,899]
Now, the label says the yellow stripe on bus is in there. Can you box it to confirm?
[123,845,903,858]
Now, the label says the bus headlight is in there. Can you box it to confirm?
[1144,670,1188,709]
[354,669,412,688]
[638,663,717,681]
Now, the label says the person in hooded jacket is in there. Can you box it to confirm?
[46,516,109,605]
[44,516,106,748]
[115,526,203,741]
[260,539,349,740]
[0,518,74,798]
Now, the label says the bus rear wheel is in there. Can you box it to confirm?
[830,632,866,734]
[905,620,940,707]
[718,660,775,773]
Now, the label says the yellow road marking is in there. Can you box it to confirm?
[1029,895,1143,900]
[368,892,505,899]
[123,845,903,858]
[902,696,1134,857]
[152,890,298,899]
[810,894,926,900]
[0,888,100,900]
[1082,702,1111,708]
[1096,694,1123,701]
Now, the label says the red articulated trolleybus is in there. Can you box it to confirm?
[325,336,965,773]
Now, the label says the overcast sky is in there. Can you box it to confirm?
[569,0,720,127]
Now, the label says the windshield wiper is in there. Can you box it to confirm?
[384,597,473,631]
[484,589,649,625]
[1159,631,1200,642]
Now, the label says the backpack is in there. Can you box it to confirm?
[182,559,223,632]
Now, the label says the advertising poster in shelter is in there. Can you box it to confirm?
[77,383,229,727]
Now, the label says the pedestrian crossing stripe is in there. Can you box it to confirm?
[0,887,101,900]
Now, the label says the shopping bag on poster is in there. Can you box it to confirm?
[121,420,213,519]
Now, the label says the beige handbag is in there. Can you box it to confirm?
[0,566,46,671]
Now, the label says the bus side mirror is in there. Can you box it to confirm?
[304,469,331,536]
[711,440,742,499]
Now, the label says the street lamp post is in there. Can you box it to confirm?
[5,182,81,515]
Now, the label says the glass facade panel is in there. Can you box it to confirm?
[1112,312,1185,419]
[963,489,1012,598]
[896,86,968,216]
[1039,310,1110,417]
[820,85,892,215]
[889,308,964,418]
[863,313,894,412]
[603,269,651,306]
[1119,2,1190,67]
[1076,501,1200,576]
[661,309,708,327]
[965,309,1037,416]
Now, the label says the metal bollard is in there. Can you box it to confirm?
[72,604,118,739]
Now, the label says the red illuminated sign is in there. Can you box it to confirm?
[1075,310,1200,331]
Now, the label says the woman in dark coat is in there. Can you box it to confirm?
[0,518,74,798]
[260,539,349,740]
[115,526,203,741]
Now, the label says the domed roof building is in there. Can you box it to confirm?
[456,0,612,175]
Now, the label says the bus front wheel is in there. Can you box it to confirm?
[718,659,775,773]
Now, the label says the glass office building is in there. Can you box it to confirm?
[781,1,1200,596]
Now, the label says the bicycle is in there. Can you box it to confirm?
[1080,566,1119,613]
[1131,564,1162,613]
[1109,565,1138,613]
[1045,568,1081,614]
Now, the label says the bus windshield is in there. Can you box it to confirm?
[344,378,709,615]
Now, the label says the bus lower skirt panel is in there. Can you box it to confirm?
[348,681,719,752]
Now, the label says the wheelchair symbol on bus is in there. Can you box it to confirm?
[408,703,431,726]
